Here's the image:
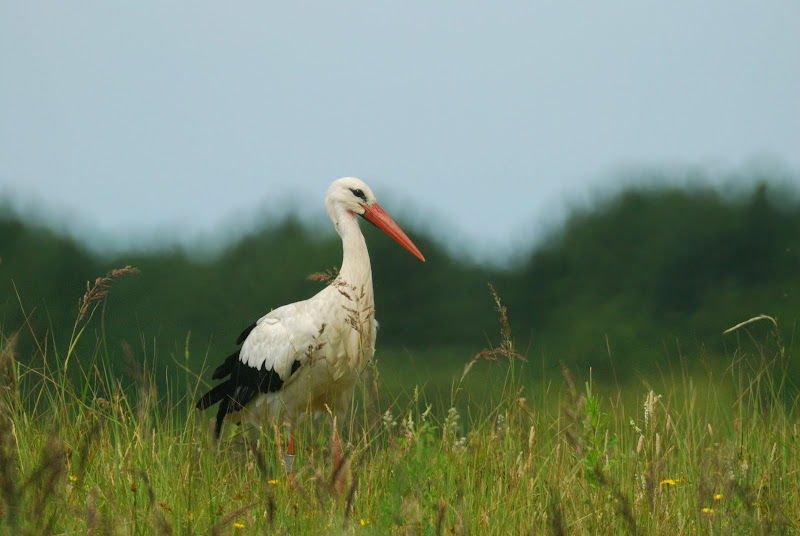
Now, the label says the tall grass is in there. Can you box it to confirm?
[0,272,797,534]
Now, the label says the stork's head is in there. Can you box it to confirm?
[326,177,425,262]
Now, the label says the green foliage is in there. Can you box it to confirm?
[577,377,619,483]
[0,283,797,534]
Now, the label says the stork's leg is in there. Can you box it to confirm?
[283,429,296,476]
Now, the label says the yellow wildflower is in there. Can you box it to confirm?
[360,518,370,526]
[233,521,245,529]
[660,479,677,486]
[267,479,279,485]
[701,507,714,514]
[68,475,78,483]
[714,493,722,500]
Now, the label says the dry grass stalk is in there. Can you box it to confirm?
[0,335,16,389]
[547,485,566,536]
[209,502,258,536]
[306,266,339,283]
[342,468,359,528]
[341,448,370,529]
[78,265,140,323]
[0,418,20,526]
[723,314,778,334]
[474,283,527,363]
[435,497,447,536]
[460,284,527,384]
[559,363,585,458]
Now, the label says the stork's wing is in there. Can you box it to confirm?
[238,311,320,379]
[195,303,323,437]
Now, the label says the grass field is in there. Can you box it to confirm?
[0,280,798,535]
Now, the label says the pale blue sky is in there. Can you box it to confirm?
[1,2,798,259]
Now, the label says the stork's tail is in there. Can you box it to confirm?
[197,350,244,438]
[195,382,229,411]
[196,382,234,438]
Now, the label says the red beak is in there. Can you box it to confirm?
[361,203,425,262]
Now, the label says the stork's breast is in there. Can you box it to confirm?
[318,319,373,382]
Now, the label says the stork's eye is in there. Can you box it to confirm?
[350,188,367,202]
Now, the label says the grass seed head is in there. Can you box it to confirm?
[78,265,140,322]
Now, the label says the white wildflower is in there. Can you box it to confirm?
[401,413,415,439]
[382,409,397,431]
[444,407,460,435]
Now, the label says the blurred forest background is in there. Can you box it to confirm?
[1,174,798,402]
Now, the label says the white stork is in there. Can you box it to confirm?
[196,177,424,472]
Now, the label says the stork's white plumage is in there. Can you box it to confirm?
[196,178,424,452]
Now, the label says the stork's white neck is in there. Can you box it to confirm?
[334,210,374,293]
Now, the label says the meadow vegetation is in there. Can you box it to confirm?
[0,280,797,534]
[0,176,798,533]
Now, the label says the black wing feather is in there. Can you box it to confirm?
[211,350,240,380]
[235,321,257,345]
[196,320,303,438]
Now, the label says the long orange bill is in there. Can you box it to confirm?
[361,203,425,262]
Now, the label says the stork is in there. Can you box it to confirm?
[196,177,424,474]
